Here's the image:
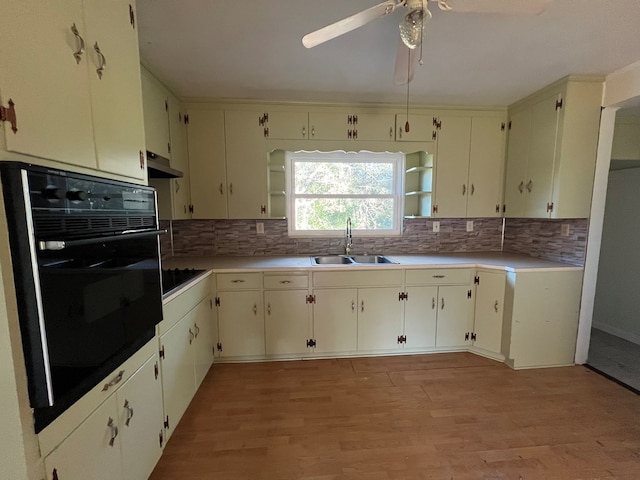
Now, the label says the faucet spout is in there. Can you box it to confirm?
[345,217,353,255]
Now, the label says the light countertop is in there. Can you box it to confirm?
[161,252,583,273]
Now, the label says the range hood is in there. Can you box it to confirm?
[146,151,183,178]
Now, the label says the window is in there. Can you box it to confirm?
[286,151,404,236]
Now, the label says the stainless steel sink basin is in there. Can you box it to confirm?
[312,255,354,265]
[350,255,397,264]
[311,255,397,265]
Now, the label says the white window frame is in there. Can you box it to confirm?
[285,150,405,237]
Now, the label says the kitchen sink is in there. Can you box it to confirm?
[350,255,397,264]
[312,255,355,265]
[311,255,397,265]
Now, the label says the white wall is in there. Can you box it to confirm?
[591,168,640,343]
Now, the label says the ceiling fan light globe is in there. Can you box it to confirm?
[399,7,431,49]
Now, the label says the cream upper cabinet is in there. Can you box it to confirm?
[432,116,472,217]
[308,112,350,140]
[167,95,191,219]
[0,0,146,179]
[504,78,602,218]
[140,67,170,159]
[186,109,227,218]
[307,111,395,141]
[432,115,506,217]
[263,111,309,140]
[224,110,268,218]
[0,0,96,169]
[82,0,146,180]
[395,114,436,142]
[352,112,396,141]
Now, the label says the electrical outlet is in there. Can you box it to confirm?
[432,221,440,233]
[256,222,265,235]
[466,220,474,232]
[561,224,570,236]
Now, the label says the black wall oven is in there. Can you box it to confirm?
[0,162,164,432]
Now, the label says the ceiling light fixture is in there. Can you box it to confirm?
[399,0,432,49]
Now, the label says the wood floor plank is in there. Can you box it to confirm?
[150,353,640,479]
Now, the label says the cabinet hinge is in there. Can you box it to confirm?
[432,204,438,214]
[159,346,165,360]
[188,204,194,214]
[465,332,470,341]
[261,205,267,214]
[398,291,408,301]
[471,332,477,341]
[432,117,442,129]
[258,113,268,126]
[52,468,60,480]
[501,122,506,131]
[502,204,506,214]
[474,275,480,285]
[139,150,145,170]
[154,361,159,379]
[217,342,223,352]
[184,114,190,125]
[508,120,512,130]
[397,335,407,344]
[467,290,472,299]
[263,126,269,138]
[555,98,563,110]
[159,430,164,448]
[547,202,554,213]
[209,299,213,309]
[129,4,135,28]
[215,297,220,306]
[0,99,17,133]
[167,142,171,154]
[306,294,316,304]
[495,204,500,214]
[306,339,317,348]
[164,416,170,429]
[432,130,437,141]
[164,99,168,111]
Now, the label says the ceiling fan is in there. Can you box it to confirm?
[303,0,549,85]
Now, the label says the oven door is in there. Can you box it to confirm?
[29,230,162,420]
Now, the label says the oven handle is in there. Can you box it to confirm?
[38,229,167,251]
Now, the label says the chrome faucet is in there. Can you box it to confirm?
[345,217,353,255]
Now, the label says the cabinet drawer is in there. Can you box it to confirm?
[217,273,262,290]
[313,269,403,288]
[264,274,308,289]
[162,275,212,334]
[405,268,472,285]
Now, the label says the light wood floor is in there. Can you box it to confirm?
[150,353,640,479]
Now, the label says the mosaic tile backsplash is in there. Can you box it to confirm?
[160,217,589,266]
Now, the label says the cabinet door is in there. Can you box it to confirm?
[0,0,96,169]
[159,312,195,442]
[395,114,435,142]
[168,95,191,219]
[357,287,404,351]
[266,111,308,140]
[193,296,215,388]
[117,354,163,480]
[218,290,265,357]
[435,285,473,348]
[44,396,122,480]
[404,286,437,349]
[313,288,358,354]
[225,110,268,218]
[187,109,227,218]
[354,113,396,141]
[473,271,505,355]
[503,108,531,218]
[140,67,170,159]
[526,92,561,217]
[308,111,348,140]
[467,117,506,217]
[265,290,312,355]
[433,116,472,217]
[84,0,146,180]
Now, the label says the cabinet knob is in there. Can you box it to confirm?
[494,300,499,313]
[253,304,258,315]
[441,297,445,310]
[219,183,224,195]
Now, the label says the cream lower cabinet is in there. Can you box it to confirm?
[404,286,438,349]
[216,272,265,358]
[44,351,163,480]
[434,285,474,348]
[470,270,506,358]
[357,287,404,352]
[312,288,359,354]
[502,269,583,369]
[159,276,214,442]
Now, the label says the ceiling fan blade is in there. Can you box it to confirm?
[431,0,548,14]
[302,0,400,48]
[393,38,417,86]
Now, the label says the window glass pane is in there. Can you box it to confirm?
[295,198,394,230]
[294,161,394,195]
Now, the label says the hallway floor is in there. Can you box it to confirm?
[588,328,640,393]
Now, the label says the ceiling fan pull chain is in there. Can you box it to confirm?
[405,44,410,132]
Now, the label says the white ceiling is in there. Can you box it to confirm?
[136,0,640,107]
